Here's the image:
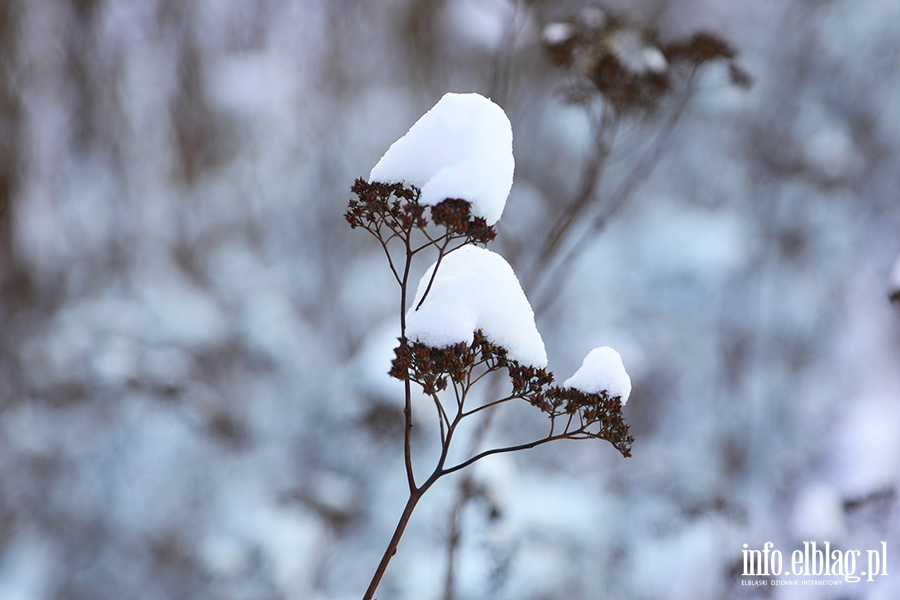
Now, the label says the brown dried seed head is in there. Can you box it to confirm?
[663,32,736,65]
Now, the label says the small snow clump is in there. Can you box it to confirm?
[609,30,667,75]
[405,245,547,367]
[564,346,632,404]
[369,92,514,225]
[542,22,576,45]
[579,7,607,29]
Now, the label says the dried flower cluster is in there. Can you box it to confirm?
[663,32,736,65]
[429,198,496,244]
[390,330,511,394]
[389,329,633,457]
[345,179,423,232]
[542,8,749,113]
[345,179,496,247]
[543,386,633,457]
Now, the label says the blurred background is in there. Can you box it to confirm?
[1,0,899,598]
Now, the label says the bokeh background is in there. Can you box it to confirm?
[1,0,899,598]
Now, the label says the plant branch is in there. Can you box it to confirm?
[523,105,617,291]
[460,393,518,418]
[531,73,698,313]
[440,430,585,477]
[415,237,451,311]
[400,240,416,494]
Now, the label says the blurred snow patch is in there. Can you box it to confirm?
[112,401,203,537]
[472,452,518,507]
[58,154,117,253]
[504,474,607,543]
[442,0,513,51]
[543,22,576,45]
[134,262,229,349]
[20,296,157,390]
[347,88,415,174]
[398,546,443,600]
[241,288,311,366]
[90,334,140,386]
[0,532,56,600]
[338,254,395,332]
[868,571,900,600]
[1,402,57,457]
[243,503,326,597]
[503,544,570,598]
[609,30,667,74]
[789,482,847,543]
[198,533,251,577]
[206,243,264,298]
[307,471,358,517]
[141,345,194,385]
[352,319,404,401]
[497,181,548,239]
[542,100,593,155]
[640,204,748,276]
[803,127,864,182]
[207,52,297,117]
[831,395,900,497]
[579,6,608,29]
[630,519,724,600]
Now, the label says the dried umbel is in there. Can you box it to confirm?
[345,179,425,232]
[544,386,633,457]
[663,31,736,64]
[345,179,496,248]
[429,198,496,244]
[542,9,749,113]
[390,330,633,458]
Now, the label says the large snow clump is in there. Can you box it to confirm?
[406,245,547,368]
[564,346,632,404]
[369,92,514,225]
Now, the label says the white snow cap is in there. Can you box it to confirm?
[564,346,632,404]
[369,92,514,226]
[406,245,547,368]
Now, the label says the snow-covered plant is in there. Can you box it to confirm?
[541,8,750,113]
[345,92,633,599]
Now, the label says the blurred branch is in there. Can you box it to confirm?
[531,71,697,314]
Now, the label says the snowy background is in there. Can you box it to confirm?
[1,0,900,599]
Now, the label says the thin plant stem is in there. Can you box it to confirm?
[362,491,422,600]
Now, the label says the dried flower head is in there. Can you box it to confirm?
[346,180,497,247]
[663,32,736,65]
[546,386,633,457]
[391,330,514,393]
[542,12,748,113]
[390,330,632,457]
[345,178,424,232]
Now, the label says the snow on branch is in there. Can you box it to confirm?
[406,245,547,368]
[369,92,514,226]
[564,346,632,404]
